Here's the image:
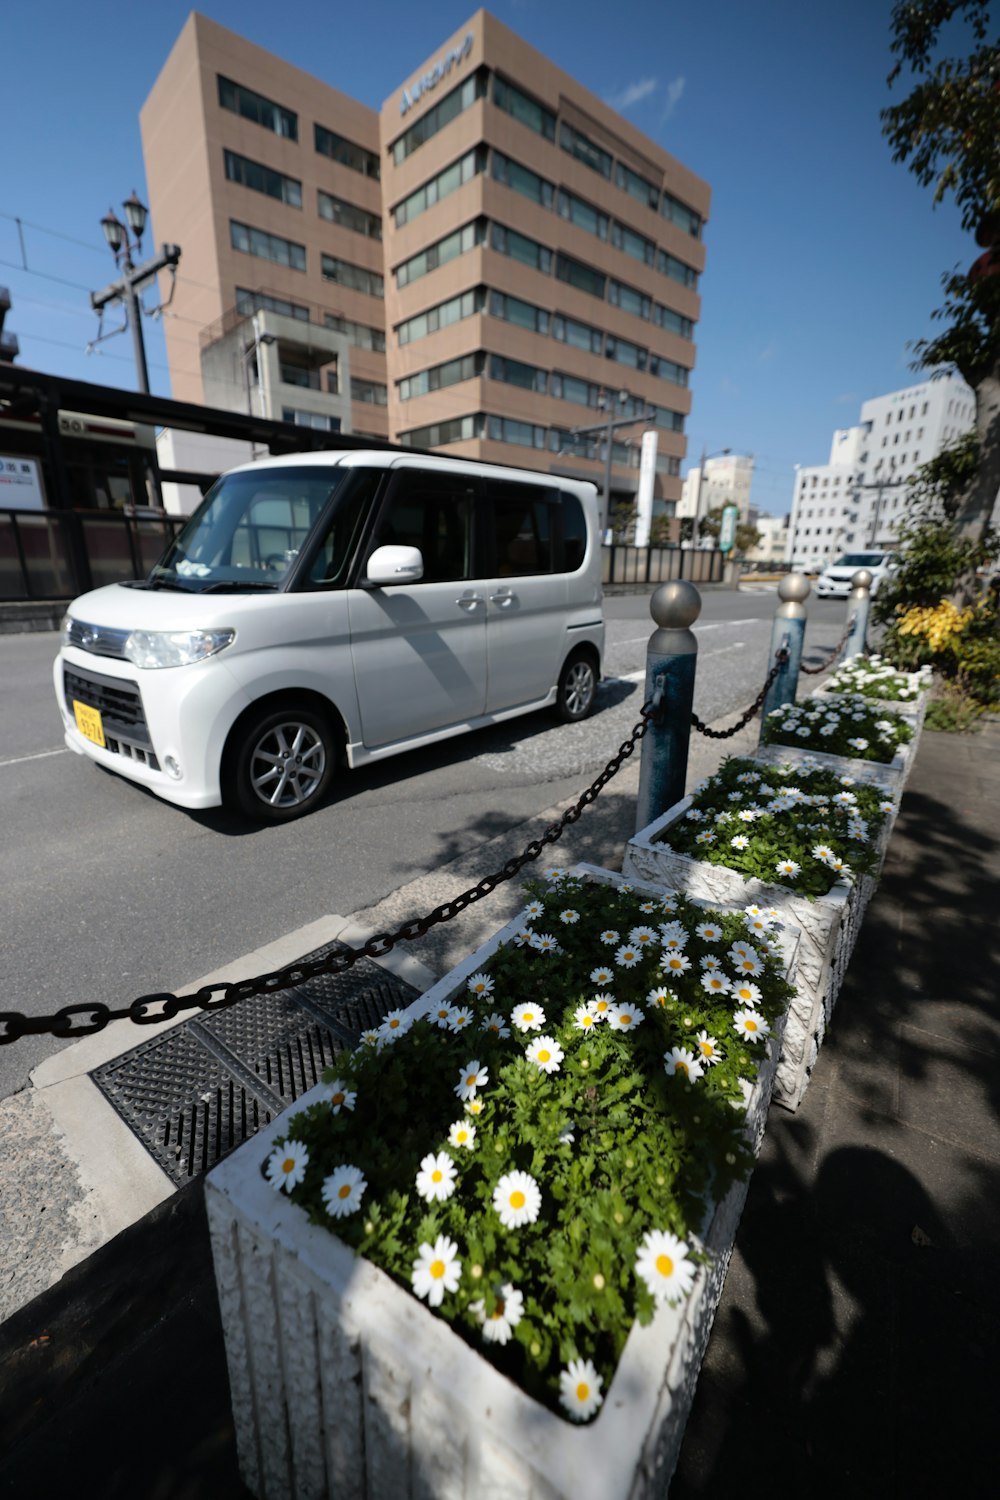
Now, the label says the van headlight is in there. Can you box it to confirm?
[124,628,235,669]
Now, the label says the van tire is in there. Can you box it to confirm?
[225,706,336,822]
[555,651,598,723]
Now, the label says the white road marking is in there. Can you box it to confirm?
[612,619,762,647]
[0,747,68,768]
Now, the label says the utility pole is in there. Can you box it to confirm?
[567,389,654,538]
[89,193,181,394]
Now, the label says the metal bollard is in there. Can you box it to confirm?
[843,569,872,658]
[635,580,701,833]
[759,573,810,731]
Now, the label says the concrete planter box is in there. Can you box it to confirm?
[753,739,909,823]
[624,796,891,1111]
[205,863,791,1500]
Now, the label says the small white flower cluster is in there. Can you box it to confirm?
[823,654,930,703]
[765,693,911,762]
[660,907,776,1080]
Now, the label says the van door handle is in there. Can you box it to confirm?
[456,592,483,610]
[489,589,514,606]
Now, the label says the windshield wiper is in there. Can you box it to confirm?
[146,577,201,593]
[201,580,278,593]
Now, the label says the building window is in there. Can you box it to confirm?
[488,415,546,449]
[490,291,549,335]
[551,372,601,409]
[396,219,485,288]
[608,279,651,321]
[557,189,609,240]
[660,190,701,238]
[398,287,485,345]
[230,220,306,271]
[604,335,647,372]
[612,221,656,266]
[490,222,552,274]
[394,146,487,228]
[554,251,606,299]
[317,192,382,239]
[492,75,556,140]
[559,122,612,178]
[493,151,554,209]
[280,362,320,391]
[399,414,486,448]
[281,407,341,431]
[391,69,488,164]
[615,161,659,211]
[314,123,380,179]
[552,313,602,355]
[648,355,689,388]
[224,150,302,208]
[218,75,297,139]
[350,378,388,406]
[322,313,387,352]
[237,287,310,323]
[489,354,547,393]
[398,353,482,401]
[321,255,384,297]
[654,303,694,339]
[658,250,698,289]
[651,405,685,433]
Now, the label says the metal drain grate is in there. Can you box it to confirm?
[91,941,422,1185]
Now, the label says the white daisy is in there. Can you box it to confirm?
[558,1123,576,1145]
[590,966,614,986]
[559,1358,604,1422]
[511,1002,546,1033]
[321,1164,367,1218]
[659,921,688,949]
[628,926,657,947]
[359,1029,380,1048]
[431,1003,455,1028]
[695,1030,722,1066]
[660,896,678,913]
[455,1061,489,1100]
[664,1046,704,1081]
[646,987,673,1008]
[733,1009,771,1042]
[529,932,559,954]
[589,993,614,1019]
[447,1006,475,1031]
[265,1141,309,1193]
[660,952,692,975]
[545,867,566,882]
[560,909,580,925]
[695,922,724,942]
[378,1010,413,1043]
[415,1151,458,1203]
[469,1283,524,1346]
[599,929,620,945]
[635,1228,697,1304]
[524,900,544,919]
[699,954,723,972]
[728,940,754,962]
[512,928,534,947]
[323,1079,356,1115]
[615,945,641,967]
[448,1120,477,1150]
[730,979,763,1007]
[493,1170,541,1229]
[480,1011,511,1039]
[700,972,731,997]
[526,1036,564,1073]
[607,1002,644,1030]
[639,901,659,914]
[734,952,764,976]
[467,971,494,999]
[574,1005,599,1032]
[812,843,835,862]
[775,859,801,877]
[412,1235,461,1307]
[465,1098,485,1117]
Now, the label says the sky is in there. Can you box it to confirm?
[0,0,974,517]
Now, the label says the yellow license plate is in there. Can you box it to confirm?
[73,700,106,748]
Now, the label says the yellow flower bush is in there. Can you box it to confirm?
[896,599,974,654]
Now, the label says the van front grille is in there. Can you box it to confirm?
[64,664,153,750]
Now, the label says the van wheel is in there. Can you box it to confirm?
[555,652,598,723]
[226,707,335,822]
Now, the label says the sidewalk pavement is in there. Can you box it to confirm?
[2,717,998,1498]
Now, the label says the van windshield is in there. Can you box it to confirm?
[149,467,351,591]
[833,553,885,568]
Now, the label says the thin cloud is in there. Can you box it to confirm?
[608,77,658,111]
[660,76,686,122]
[758,340,778,366]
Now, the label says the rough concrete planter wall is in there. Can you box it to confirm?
[623,797,890,1111]
[759,721,916,789]
[205,863,791,1500]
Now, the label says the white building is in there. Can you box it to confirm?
[744,512,789,568]
[788,374,975,571]
[678,453,754,526]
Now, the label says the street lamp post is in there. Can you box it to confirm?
[89,192,181,394]
[565,389,654,538]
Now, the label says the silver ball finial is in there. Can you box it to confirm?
[851,569,873,591]
[649,580,701,631]
[778,572,811,604]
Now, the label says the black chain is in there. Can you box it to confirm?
[800,616,856,674]
[690,649,789,740]
[0,706,657,1046]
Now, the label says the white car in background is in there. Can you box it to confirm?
[815,551,899,599]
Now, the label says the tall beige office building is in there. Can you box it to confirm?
[142,10,710,515]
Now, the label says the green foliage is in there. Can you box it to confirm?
[872,513,997,624]
[670,755,895,898]
[761,696,913,765]
[925,680,987,730]
[609,498,638,543]
[697,505,761,556]
[269,875,794,1423]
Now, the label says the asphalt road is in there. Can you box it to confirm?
[0,587,849,1097]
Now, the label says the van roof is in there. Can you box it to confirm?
[225,449,599,500]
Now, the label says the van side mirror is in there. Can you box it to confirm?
[365,544,424,586]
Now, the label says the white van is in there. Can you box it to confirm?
[815,551,899,599]
[54,452,605,821]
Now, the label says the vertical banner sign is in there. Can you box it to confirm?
[634,428,658,547]
[719,502,739,552]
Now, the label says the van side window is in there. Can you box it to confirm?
[304,469,382,587]
[490,482,554,576]
[373,470,475,582]
[560,493,586,572]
